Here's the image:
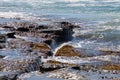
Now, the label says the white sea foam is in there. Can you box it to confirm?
[2,0,120,4]
[53,42,71,56]
[58,0,120,3]
[0,12,35,20]
[67,3,86,7]
[50,55,120,65]
[60,0,80,2]
[0,12,49,21]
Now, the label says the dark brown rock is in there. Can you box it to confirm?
[53,21,79,42]
[55,44,88,57]
[0,34,6,43]
[59,21,79,29]
[0,55,5,58]
[2,26,15,31]
[99,49,120,56]
[0,34,6,49]
[16,27,29,32]
[55,45,79,57]
[6,32,15,38]
[43,38,52,45]
[35,25,49,30]
[32,43,52,57]
[37,21,79,43]
[15,41,53,57]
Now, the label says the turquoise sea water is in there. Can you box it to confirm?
[0,0,120,50]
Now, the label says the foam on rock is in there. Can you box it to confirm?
[47,68,89,80]
[54,44,87,57]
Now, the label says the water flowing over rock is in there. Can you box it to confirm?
[32,43,52,57]
[2,25,15,31]
[17,68,89,80]
[1,21,79,47]
[39,60,72,73]
[0,34,7,49]
[0,72,17,80]
[1,20,120,80]
[99,49,120,56]
[0,56,41,73]
[55,44,87,57]
[17,71,42,80]
[6,32,16,38]
[47,68,89,80]
[16,27,29,32]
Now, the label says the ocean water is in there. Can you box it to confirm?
[0,0,120,51]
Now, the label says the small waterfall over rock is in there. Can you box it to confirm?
[50,39,58,50]
[2,56,41,74]
[53,42,71,56]
[0,21,80,79]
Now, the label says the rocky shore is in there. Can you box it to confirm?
[0,21,120,80]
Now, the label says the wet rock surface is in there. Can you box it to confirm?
[0,21,120,80]
[0,21,79,80]
[0,71,17,80]
[55,44,80,57]
[39,60,74,73]
[47,68,88,80]
[0,56,41,73]
[99,49,120,56]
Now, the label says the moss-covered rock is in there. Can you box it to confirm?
[10,41,53,57]
[100,49,120,56]
[102,64,120,70]
[33,43,51,53]
[47,60,77,67]
[55,45,79,57]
